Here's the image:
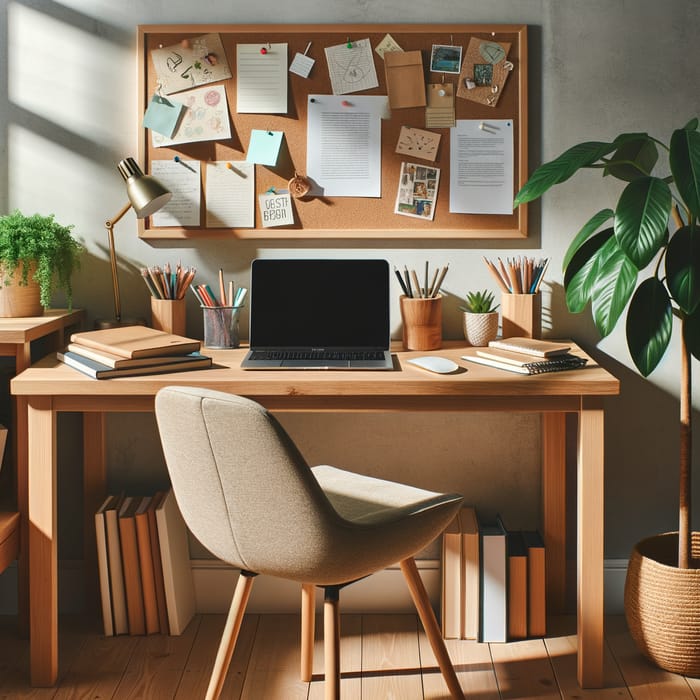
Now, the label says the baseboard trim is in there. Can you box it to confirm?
[0,558,631,615]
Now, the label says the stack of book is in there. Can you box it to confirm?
[462,337,588,375]
[58,326,212,379]
[441,506,546,642]
[95,488,196,637]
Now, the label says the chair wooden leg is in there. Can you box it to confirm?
[400,558,464,700]
[323,586,341,700]
[301,583,316,682]
[205,570,256,700]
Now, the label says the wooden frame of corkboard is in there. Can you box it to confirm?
[137,23,528,240]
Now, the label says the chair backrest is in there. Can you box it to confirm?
[155,386,342,578]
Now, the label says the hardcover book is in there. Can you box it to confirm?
[487,337,571,357]
[57,350,212,379]
[70,326,200,359]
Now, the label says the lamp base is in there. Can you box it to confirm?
[94,317,147,330]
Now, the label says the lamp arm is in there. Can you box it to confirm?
[105,202,133,323]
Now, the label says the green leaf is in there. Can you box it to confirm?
[562,208,614,271]
[670,127,700,219]
[614,177,671,268]
[513,141,618,207]
[590,245,639,336]
[684,303,700,360]
[603,135,658,182]
[665,224,700,314]
[684,118,699,132]
[564,228,615,313]
[625,278,672,376]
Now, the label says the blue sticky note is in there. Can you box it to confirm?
[142,94,185,138]
[246,130,284,166]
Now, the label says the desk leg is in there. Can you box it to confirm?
[542,412,567,614]
[28,396,57,687]
[577,397,604,688]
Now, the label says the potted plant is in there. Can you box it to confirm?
[0,210,83,316]
[513,118,700,675]
[460,289,499,346]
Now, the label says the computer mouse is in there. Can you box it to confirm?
[407,356,460,374]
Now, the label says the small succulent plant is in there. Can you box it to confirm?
[460,289,499,314]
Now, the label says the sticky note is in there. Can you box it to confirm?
[246,130,284,166]
[258,191,294,227]
[142,94,185,138]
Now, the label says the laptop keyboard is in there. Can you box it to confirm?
[250,350,386,361]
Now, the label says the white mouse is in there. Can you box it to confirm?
[407,356,460,374]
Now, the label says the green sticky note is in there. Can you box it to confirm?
[246,130,284,166]
[142,94,185,138]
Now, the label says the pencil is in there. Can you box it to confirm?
[431,264,449,297]
[218,269,227,306]
[394,267,409,296]
[483,257,510,293]
[410,269,423,298]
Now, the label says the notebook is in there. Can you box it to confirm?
[241,259,393,370]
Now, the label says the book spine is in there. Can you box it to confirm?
[119,504,146,635]
[441,516,461,639]
[135,510,160,635]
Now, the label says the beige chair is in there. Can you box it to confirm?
[155,386,465,700]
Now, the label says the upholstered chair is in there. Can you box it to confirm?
[155,386,465,700]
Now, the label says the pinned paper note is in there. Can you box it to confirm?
[246,130,284,166]
[290,43,315,78]
[425,83,455,129]
[258,191,294,227]
[395,162,440,220]
[396,127,441,162]
[151,84,231,147]
[237,43,288,113]
[457,37,512,107]
[375,33,403,59]
[150,159,201,227]
[324,38,379,95]
[206,161,255,228]
[151,33,232,95]
[142,94,186,138]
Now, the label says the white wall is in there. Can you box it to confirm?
[1,0,699,580]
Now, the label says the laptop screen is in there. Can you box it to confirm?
[249,259,390,349]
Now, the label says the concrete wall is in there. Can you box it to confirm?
[1,0,699,581]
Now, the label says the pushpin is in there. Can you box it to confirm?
[260,46,268,55]
[181,39,190,49]
[438,88,446,97]
[225,162,233,170]
[341,100,352,107]
[204,52,218,65]
[174,155,196,172]
[346,38,353,48]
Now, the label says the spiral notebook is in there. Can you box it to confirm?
[463,348,587,375]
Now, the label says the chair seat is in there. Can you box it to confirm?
[312,465,459,524]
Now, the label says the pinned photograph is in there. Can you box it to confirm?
[430,44,463,74]
[394,162,440,220]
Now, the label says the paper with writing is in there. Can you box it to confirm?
[205,161,255,228]
[150,159,201,227]
[236,43,288,113]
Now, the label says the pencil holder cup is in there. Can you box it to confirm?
[202,306,243,349]
[400,294,442,351]
[501,292,542,339]
[150,297,186,337]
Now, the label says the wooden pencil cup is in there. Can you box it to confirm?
[400,294,442,351]
[501,292,541,339]
[150,298,186,336]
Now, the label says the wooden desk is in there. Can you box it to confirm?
[0,309,84,634]
[11,342,619,689]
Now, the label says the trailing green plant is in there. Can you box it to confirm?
[459,289,499,314]
[0,210,83,309]
[513,118,700,568]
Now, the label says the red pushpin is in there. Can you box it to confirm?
[341,100,352,107]
[260,46,268,55]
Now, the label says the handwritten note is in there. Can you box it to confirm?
[150,159,201,227]
[206,161,255,228]
[236,43,288,113]
[258,191,294,227]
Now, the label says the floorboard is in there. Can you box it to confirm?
[1,614,699,699]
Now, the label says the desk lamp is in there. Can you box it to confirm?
[96,157,172,329]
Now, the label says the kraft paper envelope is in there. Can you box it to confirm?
[384,50,426,109]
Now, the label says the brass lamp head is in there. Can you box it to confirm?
[117,157,172,217]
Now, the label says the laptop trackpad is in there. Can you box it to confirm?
[281,360,350,368]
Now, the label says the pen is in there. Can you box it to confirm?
[394,267,410,296]
[403,266,413,298]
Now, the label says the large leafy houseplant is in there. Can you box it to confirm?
[0,210,83,309]
[514,118,700,570]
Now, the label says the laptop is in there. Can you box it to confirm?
[241,259,394,370]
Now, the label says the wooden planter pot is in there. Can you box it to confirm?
[0,267,42,317]
[624,531,700,677]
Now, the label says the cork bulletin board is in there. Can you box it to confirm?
[137,24,528,240]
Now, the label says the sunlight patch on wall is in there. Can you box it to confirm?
[8,3,133,152]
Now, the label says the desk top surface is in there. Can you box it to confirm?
[0,309,84,343]
[10,341,620,405]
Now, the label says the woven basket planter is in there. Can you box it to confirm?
[462,312,499,347]
[624,531,700,676]
[0,266,42,317]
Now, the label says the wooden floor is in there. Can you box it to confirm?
[1,613,700,699]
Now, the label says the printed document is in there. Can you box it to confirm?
[449,119,514,215]
[306,95,388,197]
